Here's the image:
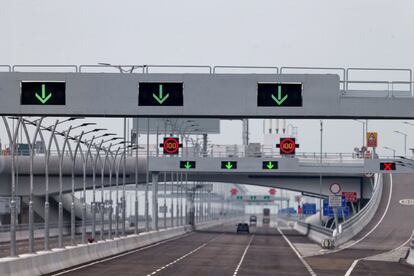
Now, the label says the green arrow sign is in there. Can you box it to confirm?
[180,161,196,169]
[236,195,243,200]
[271,86,288,105]
[35,84,52,104]
[152,84,170,104]
[262,161,278,170]
[266,161,274,169]
[225,161,233,170]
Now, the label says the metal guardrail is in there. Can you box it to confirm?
[213,65,278,74]
[79,64,145,73]
[0,65,11,72]
[296,220,334,236]
[292,174,383,245]
[337,174,383,235]
[145,65,212,74]
[339,174,383,232]
[12,65,78,73]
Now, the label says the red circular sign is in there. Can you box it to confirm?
[269,188,276,195]
[280,138,296,154]
[163,137,180,154]
[230,188,238,196]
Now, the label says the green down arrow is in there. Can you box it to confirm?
[266,161,274,169]
[152,84,169,104]
[35,84,52,104]
[184,161,192,169]
[271,86,288,105]
[225,162,233,170]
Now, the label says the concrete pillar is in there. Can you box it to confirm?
[188,190,195,228]
[202,134,208,157]
[151,172,159,231]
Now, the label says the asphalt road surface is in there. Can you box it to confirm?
[306,174,414,275]
[48,223,314,276]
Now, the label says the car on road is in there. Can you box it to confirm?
[249,215,257,226]
[236,223,250,234]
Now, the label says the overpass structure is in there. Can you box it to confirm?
[0,153,409,196]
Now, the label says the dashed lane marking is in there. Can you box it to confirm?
[232,234,255,276]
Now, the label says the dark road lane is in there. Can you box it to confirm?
[52,222,313,276]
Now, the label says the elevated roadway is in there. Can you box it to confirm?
[305,174,414,275]
[0,155,375,198]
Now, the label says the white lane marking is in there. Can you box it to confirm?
[324,174,394,255]
[51,232,194,276]
[277,226,316,276]
[344,259,359,276]
[343,238,410,276]
[233,234,255,276]
[146,234,222,276]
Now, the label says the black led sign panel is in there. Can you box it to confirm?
[21,82,66,105]
[139,82,183,106]
[257,83,302,107]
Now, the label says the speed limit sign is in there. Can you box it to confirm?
[330,183,341,194]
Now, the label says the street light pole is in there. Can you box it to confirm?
[383,146,396,158]
[319,120,323,223]
[21,118,43,253]
[43,120,59,251]
[59,126,73,248]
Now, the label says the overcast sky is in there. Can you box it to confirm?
[1,0,414,157]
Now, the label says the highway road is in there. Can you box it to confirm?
[305,174,414,275]
[47,222,314,276]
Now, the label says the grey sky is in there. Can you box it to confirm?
[1,0,414,156]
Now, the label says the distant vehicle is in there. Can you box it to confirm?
[236,223,250,234]
[249,215,257,226]
[263,208,270,225]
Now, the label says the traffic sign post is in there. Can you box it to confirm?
[277,138,299,155]
[342,192,357,203]
[366,132,378,148]
[230,188,238,196]
[328,195,342,207]
[160,137,182,155]
[329,183,341,195]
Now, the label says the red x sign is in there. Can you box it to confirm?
[380,162,396,171]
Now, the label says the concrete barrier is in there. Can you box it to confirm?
[0,226,191,276]
[0,218,232,276]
